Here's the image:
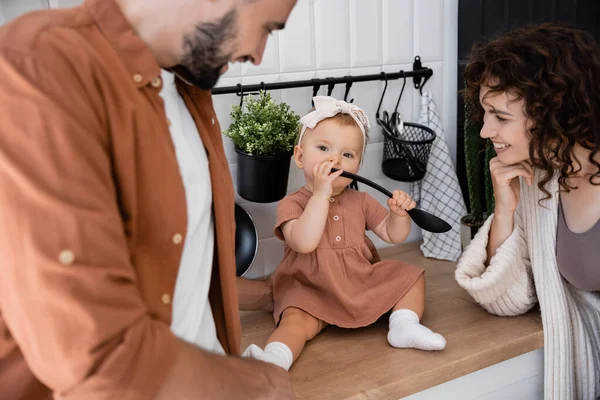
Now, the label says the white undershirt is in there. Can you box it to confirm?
[160,70,224,355]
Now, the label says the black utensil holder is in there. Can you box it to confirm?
[381,122,435,182]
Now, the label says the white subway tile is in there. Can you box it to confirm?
[51,0,82,7]
[3,0,48,21]
[314,0,350,70]
[347,65,382,138]
[414,0,444,62]
[279,71,318,117]
[349,0,382,68]
[242,202,279,241]
[222,62,242,78]
[253,237,285,277]
[224,138,236,165]
[242,32,281,76]
[212,77,240,154]
[286,166,306,195]
[382,0,414,65]
[279,0,316,73]
[359,142,384,181]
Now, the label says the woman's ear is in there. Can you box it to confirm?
[293,145,303,169]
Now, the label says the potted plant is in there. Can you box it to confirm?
[224,90,301,203]
[460,96,495,248]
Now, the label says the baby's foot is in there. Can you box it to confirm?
[242,342,294,371]
[387,309,446,351]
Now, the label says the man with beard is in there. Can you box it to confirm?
[0,0,297,399]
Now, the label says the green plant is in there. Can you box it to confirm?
[224,90,300,156]
[464,96,495,226]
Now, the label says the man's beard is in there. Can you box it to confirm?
[179,9,237,90]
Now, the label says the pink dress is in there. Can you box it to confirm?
[272,187,424,328]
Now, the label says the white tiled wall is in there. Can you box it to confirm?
[216,0,459,278]
[1,0,459,278]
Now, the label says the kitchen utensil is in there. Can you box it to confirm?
[332,168,452,233]
[235,203,258,277]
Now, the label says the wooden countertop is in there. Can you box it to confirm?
[240,242,543,400]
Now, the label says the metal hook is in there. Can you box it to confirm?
[260,81,266,93]
[237,83,244,107]
[343,76,354,103]
[326,77,336,97]
[419,73,431,96]
[393,70,407,114]
[412,55,431,96]
[376,72,389,119]
[311,79,321,107]
[413,55,423,90]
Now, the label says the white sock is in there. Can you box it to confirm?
[387,309,446,351]
[241,342,294,371]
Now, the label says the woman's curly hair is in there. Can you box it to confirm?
[464,22,600,200]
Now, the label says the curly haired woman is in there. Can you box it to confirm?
[455,23,600,399]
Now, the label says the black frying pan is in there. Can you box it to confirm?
[235,203,258,277]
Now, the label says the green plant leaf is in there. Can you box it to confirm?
[223,90,301,156]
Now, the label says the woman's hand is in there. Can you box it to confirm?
[388,190,416,217]
[489,157,533,215]
[486,157,533,264]
[312,160,343,200]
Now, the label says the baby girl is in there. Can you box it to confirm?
[244,96,446,371]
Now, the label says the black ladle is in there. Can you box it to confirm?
[332,168,452,233]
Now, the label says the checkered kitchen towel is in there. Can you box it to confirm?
[412,92,466,261]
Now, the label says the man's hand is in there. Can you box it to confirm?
[237,357,295,400]
[156,338,295,399]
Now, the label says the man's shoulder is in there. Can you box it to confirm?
[0,7,93,60]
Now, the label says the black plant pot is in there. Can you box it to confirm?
[235,148,292,203]
[459,213,487,249]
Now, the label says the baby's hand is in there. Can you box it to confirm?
[312,161,343,200]
[387,190,416,217]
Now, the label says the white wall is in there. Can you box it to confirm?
[216,0,458,278]
[1,0,459,278]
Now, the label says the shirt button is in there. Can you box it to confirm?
[329,198,335,203]
[335,236,342,242]
[333,215,340,221]
[161,293,171,305]
[133,73,143,83]
[151,77,162,88]
[211,117,216,125]
[172,233,183,244]
[58,249,75,265]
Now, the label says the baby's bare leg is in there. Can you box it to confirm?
[242,307,326,371]
[267,307,327,362]
[388,274,446,351]
[392,273,426,317]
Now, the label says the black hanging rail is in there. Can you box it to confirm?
[211,56,432,95]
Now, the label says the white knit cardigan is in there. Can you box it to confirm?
[455,171,600,399]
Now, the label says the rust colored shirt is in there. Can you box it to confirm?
[0,1,240,399]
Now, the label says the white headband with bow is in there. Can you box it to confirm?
[298,96,371,154]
